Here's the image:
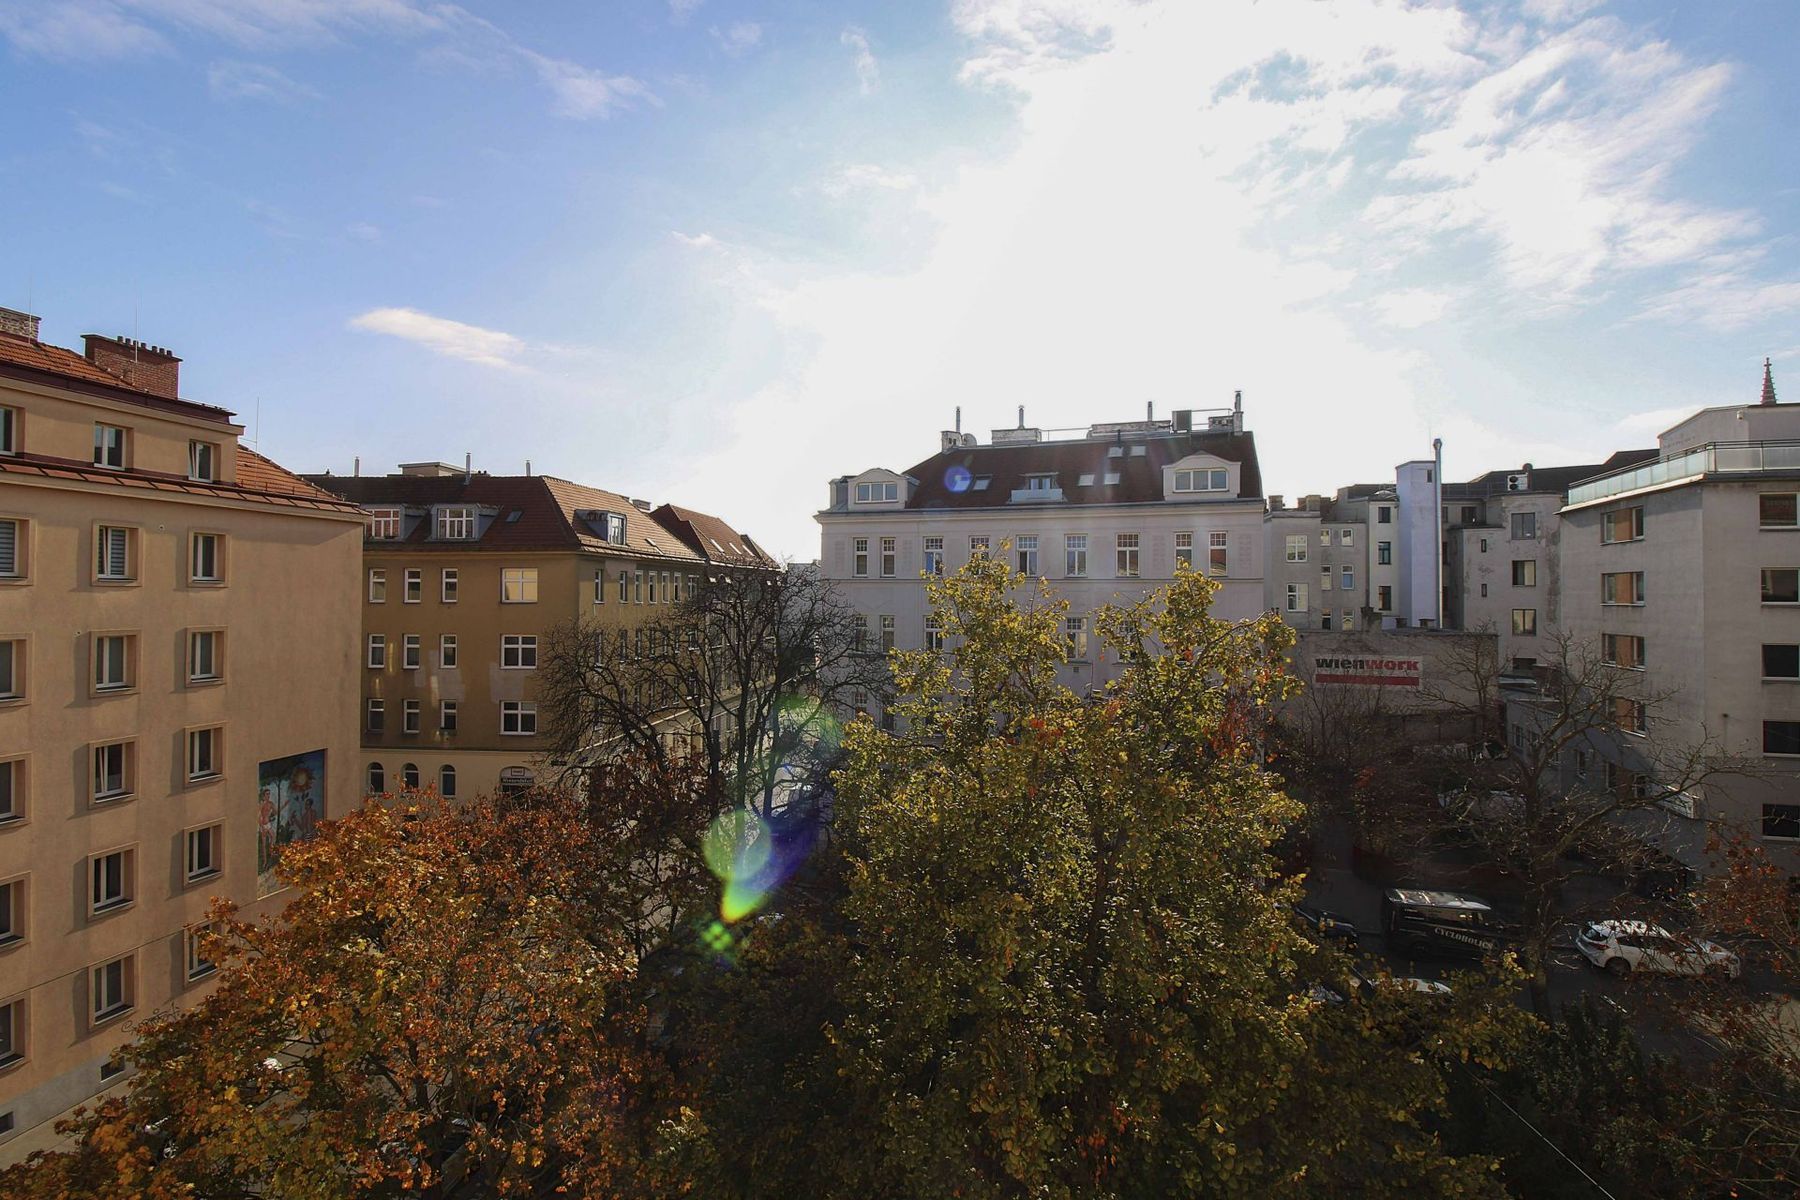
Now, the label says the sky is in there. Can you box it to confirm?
[2,0,1798,560]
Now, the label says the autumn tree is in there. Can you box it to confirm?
[0,794,676,1200]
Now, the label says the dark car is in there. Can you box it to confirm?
[1381,888,1507,960]
[1292,903,1360,951]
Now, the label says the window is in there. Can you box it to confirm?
[367,762,385,793]
[1764,721,1800,756]
[1285,535,1307,563]
[0,405,14,454]
[440,701,458,732]
[1340,528,1355,547]
[0,639,19,700]
[924,617,943,652]
[1319,528,1331,546]
[403,569,422,603]
[92,423,126,469]
[1341,609,1355,631]
[1377,585,1393,610]
[1763,804,1800,840]
[880,537,897,577]
[1511,609,1538,636]
[501,568,538,603]
[501,634,538,669]
[403,700,421,734]
[923,536,944,575]
[366,506,402,539]
[1510,511,1537,540]
[1377,506,1392,524]
[1286,583,1308,612]
[1378,540,1392,565]
[852,614,868,652]
[1066,615,1088,659]
[399,634,419,670]
[182,438,219,482]
[0,877,22,947]
[1459,505,1479,526]
[1320,611,1333,631]
[185,924,217,982]
[92,633,133,692]
[1479,538,1489,553]
[1023,473,1057,493]
[439,634,458,669]
[1340,565,1354,591]
[186,727,221,783]
[853,538,869,577]
[617,570,629,602]
[1760,494,1799,529]
[1016,535,1039,576]
[0,758,19,823]
[1480,583,1489,597]
[1208,531,1228,576]
[855,480,899,503]
[0,997,21,1068]
[1602,633,1646,669]
[367,634,387,669]
[90,849,133,915]
[1175,532,1193,569]
[366,698,385,733]
[633,570,643,603]
[1320,564,1332,592]
[970,535,990,558]
[1762,568,1800,604]
[1613,697,1648,734]
[188,629,222,683]
[1512,560,1537,587]
[1117,533,1140,577]
[95,524,132,581]
[501,701,538,736]
[401,762,420,790]
[100,1057,125,1082]
[90,740,132,802]
[880,614,895,652]
[1602,507,1644,543]
[602,512,627,545]
[0,516,21,580]
[436,506,477,539]
[91,956,133,1024]
[183,823,222,883]
[1763,644,1800,679]
[1601,571,1645,605]
[1172,468,1228,492]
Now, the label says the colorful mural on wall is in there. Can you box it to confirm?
[256,749,326,898]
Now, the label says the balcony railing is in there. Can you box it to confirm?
[1008,487,1065,503]
[1566,440,1800,507]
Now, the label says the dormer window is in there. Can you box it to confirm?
[972,476,991,491]
[1173,468,1228,493]
[366,507,402,540]
[855,481,899,503]
[93,424,127,469]
[605,513,626,545]
[1023,474,1056,492]
[436,506,477,540]
[188,440,218,482]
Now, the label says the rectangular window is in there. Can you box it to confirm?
[0,877,22,947]
[440,634,458,668]
[93,633,133,692]
[186,727,221,782]
[1510,511,1537,540]
[617,570,629,603]
[1285,534,1307,563]
[924,617,944,652]
[90,849,133,915]
[922,535,944,575]
[1023,473,1056,492]
[437,568,457,604]
[91,742,131,802]
[592,568,605,604]
[1340,564,1354,591]
[366,507,402,539]
[0,639,19,700]
[1601,571,1645,605]
[92,424,126,469]
[402,634,421,670]
[440,700,458,732]
[1378,540,1392,566]
[1511,559,1537,587]
[366,698,385,732]
[1016,535,1039,576]
[633,570,644,603]
[1066,615,1088,659]
[189,532,223,583]
[1341,608,1355,631]
[1319,528,1331,546]
[1172,468,1228,492]
[1762,568,1800,604]
[1377,584,1392,610]
[501,568,539,603]
[187,440,217,482]
[855,480,899,503]
[501,700,538,736]
[1340,528,1355,548]
[501,634,538,669]
[367,634,387,669]
[186,825,221,882]
[91,956,133,1024]
[1286,583,1307,612]
[1377,506,1392,524]
[0,758,21,823]
[186,923,217,982]
[1511,608,1538,636]
[1764,720,1800,756]
[0,997,21,1068]
[1116,533,1140,578]
[852,614,867,653]
[0,516,20,579]
[1480,583,1489,597]
[1320,564,1332,592]
[1174,532,1193,569]
[1762,643,1799,679]
[1209,531,1228,575]
[1320,611,1333,631]
[970,535,990,558]
[1601,507,1644,543]
[1760,494,1799,529]
[880,614,895,651]
[95,525,132,581]
[0,405,14,454]
[1613,697,1648,734]
[436,506,477,540]
[1763,804,1800,840]
[403,569,422,603]
[402,699,421,734]
[880,537,897,577]
[853,538,869,577]
[368,569,386,603]
[1064,534,1087,577]
[1602,633,1646,669]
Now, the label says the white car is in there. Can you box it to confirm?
[1576,920,1740,979]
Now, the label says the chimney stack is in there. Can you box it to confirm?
[83,333,181,399]
[1269,494,1285,511]
[0,307,40,341]
[955,405,962,433]
[1018,404,1025,428]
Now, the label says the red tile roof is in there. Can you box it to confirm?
[0,448,364,514]
[0,332,237,424]
[652,502,779,567]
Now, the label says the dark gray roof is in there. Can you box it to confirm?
[900,429,1262,510]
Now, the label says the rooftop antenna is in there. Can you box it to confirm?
[254,397,261,449]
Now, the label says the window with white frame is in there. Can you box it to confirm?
[0,516,21,579]
[1017,535,1039,576]
[440,634,458,668]
[0,995,21,1068]
[1319,528,1331,546]
[367,634,387,669]
[923,536,944,575]
[92,741,131,802]
[0,405,15,455]
[402,634,421,670]
[190,532,223,583]
[368,569,386,603]
[1209,531,1228,576]
[366,698,385,732]
[855,480,899,503]
[91,956,133,1024]
[93,633,133,692]
[1340,565,1354,591]
[186,727,221,783]
[852,613,868,652]
[1340,528,1355,547]
[367,762,386,793]
[1065,534,1087,577]
[403,700,421,734]
[188,440,217,482]
[92,424,126,469]
[970,535,990,558]
[1175,531,1193,569]
[439,764,457,797]
[1172,468,1228,492]
[501,634,538,669]
[592,568,605,603]
[95,525,132,581]
[1321,611,1333,631]
[501,568,538,603]
[924,617,943,652]
[90,849,132,915]
[880,537,897,577]
[441,568,458,603]
[0,638,19,701]
[501,700,538,735]
[1341,609,1355,631]
[1116,533,1140,578]
[402,569,421,603]
[436,506,477,539]
[186,824,221,882]
[1023,474,1056,493]
[1285,535,1307,563]
[440,700,458,732]
[632,570,643,603]
[185,923,217,981]
[1285,583,1307,612]
[366,507,402,539]
[0,877,22,947]
[1319,565,1331,592]
[1066,615,1088,660]
[2,758,24,823]
[1760,494,1799,529]
[880,614,895,651]
[402,762,420,789]
[853,538,869,577]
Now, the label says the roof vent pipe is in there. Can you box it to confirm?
[464,452,472,483]
[955,405,962,433]
[353,456,360,477]
[1018,405,1025,428]
[1147,401,1154,421]
[525,459,532,476]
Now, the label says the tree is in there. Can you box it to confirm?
[0,794,676,1200]
[821,555,1524,1198]
[539,562,888,816]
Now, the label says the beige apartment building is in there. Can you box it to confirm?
[0,309,364,1159]
[304,465,775,801]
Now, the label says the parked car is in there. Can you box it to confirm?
[1576,920,1740,979]
[1381,888,1507,960]
[1292,902,1360,951]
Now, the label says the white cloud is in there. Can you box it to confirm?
[821,163,920,198]
[518,48,654,120]
[841,26,878,95]
[668,0,703,22]
[349,307,527,369]
[0,0,168,60]
[347,221,382,241]
[207,59,320,103]
[710,21,761,56]
[1373,287,1454,329]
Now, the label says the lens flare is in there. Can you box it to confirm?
[945,464,972,493]
[703,809,778,923]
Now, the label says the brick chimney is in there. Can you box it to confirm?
[83,334,181,399]
[0,307,40,341]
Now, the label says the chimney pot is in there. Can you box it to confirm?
[0,307,40,341]
[82,332,181,399]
